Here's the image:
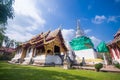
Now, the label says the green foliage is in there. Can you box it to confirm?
[0,27,6,47]
[14,41,21,47]
[0,61,120,80]
[0,0,14,25]
[95,63,103,72]
[0,52,14,60]
[80,62,83,66]
[114,62,120,69]
[4,36,14,48]
[2,36,20,48]
[0,0,14,47]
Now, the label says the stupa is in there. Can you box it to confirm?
[69,20,101,65]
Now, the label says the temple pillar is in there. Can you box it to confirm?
[114,48,119,59]
[108,46,114,59]
[20,47,27,63]
[32,48,35,57]
[111,48,118,60]
[116,47,120,59]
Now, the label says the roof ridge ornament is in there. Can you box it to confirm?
[58,24,62,30]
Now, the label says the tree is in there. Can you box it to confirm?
[4,36,21,48]
[0,0,14,25]
[0,27,6,47]
[0,0,14,47]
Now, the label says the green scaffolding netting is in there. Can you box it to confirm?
[97,42,109,53]
[69,36,94,51]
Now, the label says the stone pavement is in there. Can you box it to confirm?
[72,65,120,73]
[101,65,120,73]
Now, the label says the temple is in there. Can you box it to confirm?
[107,29,120,63]
[9,28,67,65]
[9,21,104,66]
[69,20,101,65]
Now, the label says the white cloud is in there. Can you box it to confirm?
[37,0,58,15]
[107,16,120,23]
[14,0,45,25]
[107,16,117,22]
[62,28,76,50]
[62,29,75,42]
[6,30,34,42]
[6,0,46,42]
[90,36,101,48]
[92,15,106,24]
[84,29,92,34]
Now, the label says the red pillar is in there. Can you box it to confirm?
[116,46,120,59]
[108,46,114,59]
[114,44,119,59]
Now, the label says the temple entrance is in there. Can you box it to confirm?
[54,45,60,54]
[36,46,45,55]
[47,50,53,55]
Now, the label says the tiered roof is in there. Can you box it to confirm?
[113,29,120,43]
[20,28,67,50]
[108,29,120,45]
[114,29,120,38]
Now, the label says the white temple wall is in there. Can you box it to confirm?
[22,47,34,64]
[13,48,22,59]
[33,54,62,65]
[25,47,33,58]
[9,48,22,63]
[45,55,62,64]
[74,48,97,59]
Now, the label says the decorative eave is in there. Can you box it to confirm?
[108,36,120,45]
[114,29,120,38]
[108,29,120,46]
[16,28,67,52]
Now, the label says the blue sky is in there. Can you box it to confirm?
[6,0,120,48]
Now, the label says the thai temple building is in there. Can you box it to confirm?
[9,28,67,65]
[69,20,101,65]
[9,21,104,66]
[107,29,120,63]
